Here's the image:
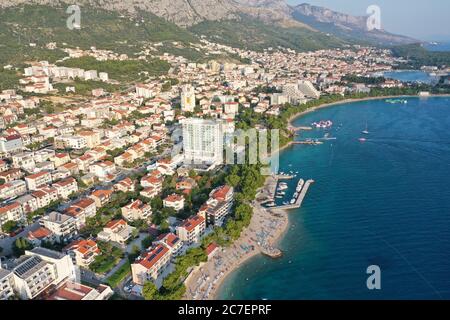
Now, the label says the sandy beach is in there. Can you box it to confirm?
[287,94,450,126]
[184,93,450,300]
[184,176,289,300]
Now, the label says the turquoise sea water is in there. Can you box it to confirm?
[218,97,450,300]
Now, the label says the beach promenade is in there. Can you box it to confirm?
[184,182,289,300]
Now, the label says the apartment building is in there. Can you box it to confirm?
[11,248,76,300]
[181,118,224,166]
[121,199,152,222]
[153,233,184,259]
[65,239,101,268]
[11,152,35,171]
[0,202,25,233]
[163,193,185,212]
[45,281,113,300]
[25,171,52,191]
[0,168,24,183]
[0,134,23,154]
[0,180,27,200]
[89,161,116,180]
[0,268,15,300]
[40,212,78,243]
[31,187,59,208]
[176,215,206,245]
[199,185,234,227]
[97,219,135,246]
[131,244,171,286]
[53,177,78,199]
[54,135,87,150]
[89,189,113,208]
[181,84,196,112]
[64,198,96,227]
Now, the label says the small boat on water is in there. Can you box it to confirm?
[362,122,369,135]
[312,120,333,128]
[267,202,276,207]
[290,199,296,205]
[386,99,408,104]
[359,138,367,142]
[296,179,305,192]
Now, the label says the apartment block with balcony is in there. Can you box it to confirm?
[131,244,171,286]
[176,215,206,245]
[40,212,78,243]
[0,268,15,300]
[25,171,52,191]
[65,239,101,268]
[11,248,76,300]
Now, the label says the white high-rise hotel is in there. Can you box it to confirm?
[181,84,196,112]
[181,118,223,166]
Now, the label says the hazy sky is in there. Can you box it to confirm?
[287,0,450,41]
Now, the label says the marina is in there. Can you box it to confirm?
[292,140,324,145]
[272,179,315,211]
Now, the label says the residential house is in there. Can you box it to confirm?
[163,193,185,212]
[53,177,78,199]
[27,227,55,246]
[97,219,135,246]
[89,189,113,208]
[113,177,135,193]
[121,199,152,222]
[65,239,101,268]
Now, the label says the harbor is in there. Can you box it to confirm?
[185,173,315,300]
[272,179,315,211]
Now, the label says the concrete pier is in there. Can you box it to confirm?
[273,179,314,211]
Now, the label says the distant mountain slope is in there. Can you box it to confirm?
[0,4,199,65]
[291,3,418,46]
[0,0,240,27]
[189,15,344,52]
[0,0,420,63]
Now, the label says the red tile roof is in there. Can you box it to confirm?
[139,244,169,269]
[181,215,205,232]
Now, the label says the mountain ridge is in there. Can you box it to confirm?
[0,0,419,50]
[291,3,418,45]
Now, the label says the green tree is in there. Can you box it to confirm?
[142,281,159,300]
[12,237,33,257]
[1,220,18,233]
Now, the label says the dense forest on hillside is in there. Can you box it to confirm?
[392,44,450,68]
[189,15,346,52]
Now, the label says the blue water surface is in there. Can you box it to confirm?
[218,97,450,300]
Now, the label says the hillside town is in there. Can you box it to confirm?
[0,35,445,301]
